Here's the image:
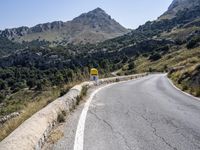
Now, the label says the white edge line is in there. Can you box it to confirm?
[73,77,145,150]
[166,75,200,102]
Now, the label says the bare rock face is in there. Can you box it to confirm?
[0,8,129,44]
[159,0,200,20]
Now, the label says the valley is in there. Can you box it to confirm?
[0,0,200,143]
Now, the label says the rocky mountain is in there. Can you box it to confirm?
[0,0,200,102]
[1,0,200,142]
[159,0,200,20]
[0,8,129,44]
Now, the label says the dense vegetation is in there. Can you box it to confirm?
[0,2,199,140]
[0,5,200,105]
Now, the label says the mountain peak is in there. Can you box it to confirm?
[72,7,112,24]
[0,8,128,44]
[159,0,200,20]
[168,0,199,10]
[73,7,109,21]
[91,7,105,13]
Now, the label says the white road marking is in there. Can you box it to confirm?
[166,75,200,101]
[73,84,113,150]
[73,76,148,150]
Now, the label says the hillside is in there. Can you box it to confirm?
[0,0,200,141]
[118,0,200,96]
[0,8,129,45]
[0,0,200,97]
[159,0,200,20]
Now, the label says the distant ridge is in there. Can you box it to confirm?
[0,8,129,44]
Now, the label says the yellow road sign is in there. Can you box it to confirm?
[90,68,98,76]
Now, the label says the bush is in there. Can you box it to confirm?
[149,53,161,61]
[27,79,36,89]
[186,36,200,49]
[76,85,88,105]
[187,40,198,49]
[36,82,43,91]
[81,86,88,97]
[76,96,81,105]
[11,81,27,92]
[57,113,65,123]
[182,84,188,91]
[60,88,70,97]
[116,72,122,76]
[116,78,120,82]
[163,65,168,72]
[128,62,135,70]
[175,39,186,45]
[0,79,6,90]
[195,88,200,97]
[35,79,49,91]
[0,93,5,103]
[149,67,153,72]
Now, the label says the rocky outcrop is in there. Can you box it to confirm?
[159,0,200,19]
[0,8,129,44]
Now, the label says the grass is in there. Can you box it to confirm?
[195,88,200,97]
[0,88,61,141]
[47,129,64,144]
[168,63,200,97]
[119,46,200,97]
[76,85,88,105]
[122,46,200,74]
[161,26,200,41]
[0,82,75,141]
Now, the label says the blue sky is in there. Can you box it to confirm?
[0,0,173,30]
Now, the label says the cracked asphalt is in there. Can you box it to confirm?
[54,74,200,150]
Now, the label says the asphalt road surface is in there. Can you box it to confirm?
[54,74,200,150]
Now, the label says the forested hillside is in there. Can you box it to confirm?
[0,0,200,141]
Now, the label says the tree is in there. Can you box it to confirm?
[187,40,198,49]
[128,62,135,70]
[35,79,50,90]
[0,79,6,90]
[0,93,5,103]
[149,53,161,61]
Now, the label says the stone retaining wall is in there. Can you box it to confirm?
[0,73,147,150]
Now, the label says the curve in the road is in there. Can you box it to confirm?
[72,74,200,150]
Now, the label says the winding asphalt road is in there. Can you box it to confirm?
[54,74,200,150]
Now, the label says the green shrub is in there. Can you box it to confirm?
[149,53,161,61]
[116,78,120,82]
[186,36,200,49]
[149,67,153,72]
[195,88,200,97]
[182,84,188,91]
[0,79,6,90]
[0,93,5,103]
[57,113,65,123]
[128,62,135,70]
[76,96,81,105]
[163,65,168,72]
[81,86,88,97]
[60,88,70,97]
[187,40,197,49]
[175,39,186,45]
[76,85,88,105]
[116,72,122,76]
